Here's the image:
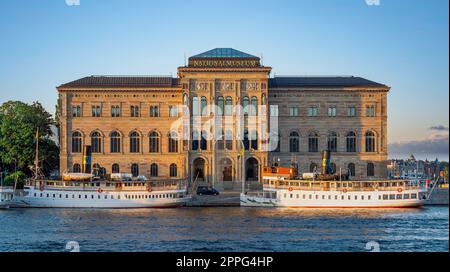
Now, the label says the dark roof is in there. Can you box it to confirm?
[269,76,388,89]
[59,76,179,88]
[190,48,258,59]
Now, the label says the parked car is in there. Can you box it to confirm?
[196,186,220,196]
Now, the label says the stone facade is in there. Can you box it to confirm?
[57,48,390,189]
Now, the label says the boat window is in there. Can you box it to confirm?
[361,195,364,200]
[322,195,325,199]
[111,195,114,199]
[52,194,55,198]
[341,195,344,200]
[355,195,358,200]
[297,194,299,199]
[389,195,396,200]
[66,194,68,198]
[403,194,410,199]
[98,195,100,199]
[79,195,81,199]
[309,195,312,199]
[46,194,49,198]
[396,194,402,199]
[411,193,417,199]
[383,195,388,200]
[34,193,37,197]
[118,195,121,199]
[105,195,108,199]
[40,193,42,197]
[335,195,338,200]
[290,194,293,198]
[348,195,351,200]
[85,195,88,199]
[368,195,371,200]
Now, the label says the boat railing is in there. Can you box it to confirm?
[263,184,424,192]
[29,179,187,192]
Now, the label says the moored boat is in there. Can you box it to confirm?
[14,178,191,208]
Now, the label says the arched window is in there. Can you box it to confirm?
[217,96,224,116]
[131,163,139,177]
[192,130,199,151]
[225,97,233,116]
[310,163,318,173]
[251,130,258,150]
[250,96,258,116]
[327,132,337,152]
[192,97,200,116]
[217,129,225,150]
[169,131,178,153]
[348,163,355,177]
[330,163,337,174]
[149,131,160,153]
[367,163,375,177]
[150,163,158,177]
[91,131,102,153]
[289,132,299,152]
[73,163,81,173]
[112,163,120,174]
[243,96,249,115]
[225,130,233,150]
[308,132,319,153]
[201,96,207,116]
[170,164,177,177]
[72,131,82,153]
[243,129,250,150]
[346,132,357,152]
[110,131,121,153]
[129,131,140,153]
[365,131,376,152]
[200,130,208,150]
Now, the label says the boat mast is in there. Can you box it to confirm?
[33,128,44,180]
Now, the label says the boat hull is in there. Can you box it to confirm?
[240,189,426,208]
[15,188,191,209]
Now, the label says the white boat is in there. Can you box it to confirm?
[0,187,15,209]
[15,179,191,208]
[240,166,427,208]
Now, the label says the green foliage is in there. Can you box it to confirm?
[0,101,59,177]
[4,171,27,188]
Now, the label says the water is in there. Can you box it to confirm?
[0,206,448,252]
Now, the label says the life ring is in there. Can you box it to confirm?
[148,188,153,192]
[288,187,294,192]
[397,188,403,193]
[97,188,103,193]
[343,189,348,193]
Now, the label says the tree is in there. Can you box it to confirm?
[0,101,59,177]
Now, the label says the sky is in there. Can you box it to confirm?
[0,0,448,160]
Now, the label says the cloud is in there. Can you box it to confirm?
[429,125,449,131]
[389,133,449,161]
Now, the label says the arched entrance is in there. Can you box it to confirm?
[193,158,206,181]
[219,158,233,181]
[245,157,259,181]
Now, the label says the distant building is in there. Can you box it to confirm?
[388,155,443,179]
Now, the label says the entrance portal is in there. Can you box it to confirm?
[193,158,206,181]
[220,158,233,181]
[245,157,259,181]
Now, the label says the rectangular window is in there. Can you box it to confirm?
[347,106,356,117]
[111,105,121,117]
[131,105,140,117]
[308,106,318,117]
[72,105,81,117]
[366,105,376,117]
[91,105,101,117]
[327,106,337,117]
[289,106,299,117]
[169,105,178,117]
[149,105,159,117]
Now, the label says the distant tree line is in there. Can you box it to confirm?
[0,101,59,186]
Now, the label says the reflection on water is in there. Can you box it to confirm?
[0,207,448,252]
